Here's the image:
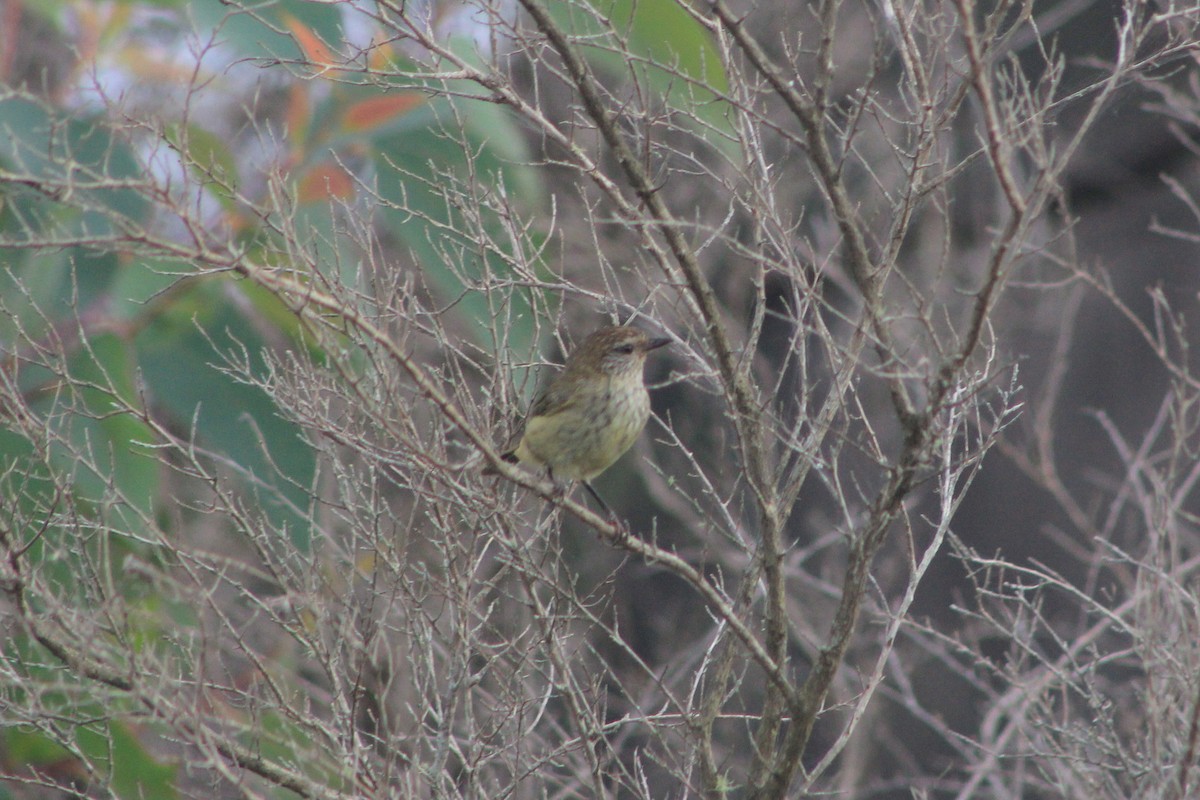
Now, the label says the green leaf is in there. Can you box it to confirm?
[0,94,149,239]
[371,92,543,357]
[64,331,160,517]
[107,257,189,321]
[0,248,63,342]
[2,642,176,799]
[545,0,737,158]
[135,279,316,550]
[0,427,51,506]
[2,726,73,773]
[76,720,179,800]
[72,247,123,313]
[248,707,355,794]
[165,123,240,207]
[191,0,344,65]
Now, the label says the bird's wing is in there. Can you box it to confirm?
[526,377,580,420]
[497,376,578,460]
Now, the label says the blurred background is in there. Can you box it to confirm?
[1,0,1199,798]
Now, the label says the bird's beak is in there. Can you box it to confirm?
[646,337,671,351]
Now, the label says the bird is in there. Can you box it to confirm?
[493,325,671,516]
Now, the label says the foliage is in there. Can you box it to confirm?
[1,1,1199,798]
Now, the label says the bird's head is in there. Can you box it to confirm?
[569,325,671,378]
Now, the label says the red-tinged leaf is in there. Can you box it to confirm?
[367,40,394,72]
[342,94,425,133]
[283,13,334,69]
[285,83,311,148]
[297,161,355,203]
[225,207,251,234]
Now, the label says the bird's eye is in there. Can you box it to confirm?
[614,343,635,355]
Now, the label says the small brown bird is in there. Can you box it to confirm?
[496,325,670,514]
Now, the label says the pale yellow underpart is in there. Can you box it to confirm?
[512,370,651,482]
